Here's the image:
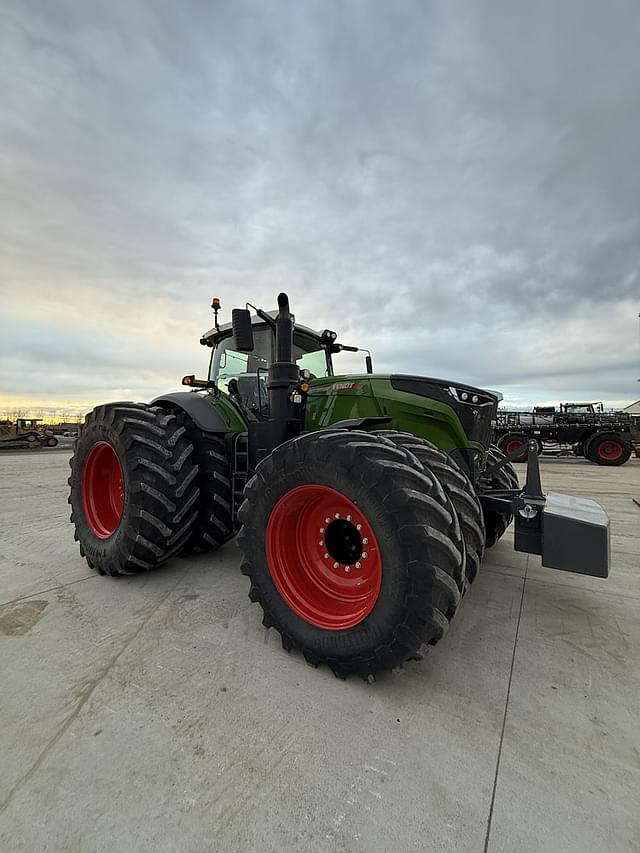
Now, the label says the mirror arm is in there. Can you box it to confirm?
[246,303,277,331]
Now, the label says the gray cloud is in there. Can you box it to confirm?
[1,0,639,412]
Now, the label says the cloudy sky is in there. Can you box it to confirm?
[1,0,639,416]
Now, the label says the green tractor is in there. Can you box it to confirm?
[69,293,610,679]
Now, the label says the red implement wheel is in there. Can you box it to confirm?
[586,432,631,467]
[82,441,124,538]
[266,484,382,630]
[497,433,529,462]
[505,438,524,454]
[598,440,622,462]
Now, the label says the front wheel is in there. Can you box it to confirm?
[237,430,464,679]
[372,430,485,588]
[483,445,520,548]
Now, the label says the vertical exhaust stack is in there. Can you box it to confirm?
[274,292,294,364]
[248,292,301,467]
[268,292,299,434]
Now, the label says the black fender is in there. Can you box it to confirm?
[151,391,228,433]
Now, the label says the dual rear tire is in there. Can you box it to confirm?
[68,403,201,576]
[69,403,234,576]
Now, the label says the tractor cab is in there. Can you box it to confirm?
[201,309,370,420]
[560,402,604,415]
[203,316,332,419]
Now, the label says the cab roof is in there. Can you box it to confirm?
[201,311,325,346]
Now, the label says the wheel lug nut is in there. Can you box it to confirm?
[362,552,368,559]
[362,538,368,545]
[346,514,352,521]
[345,566,351,573]
[333,562,339,569]
[319,540,324,547]
[355,562,361,569]
[324,553,329,559]
[320,527,325,533]
[334,513,340,518]
[325,517,331,524]
[356,524,362,531]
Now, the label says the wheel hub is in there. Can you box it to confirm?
[599,441,622,461]
[321,517,366,569]
[265,485,382,629]
[82,441,124,538]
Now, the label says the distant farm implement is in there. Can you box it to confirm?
[0,418,58,450]
[494,403,638,465]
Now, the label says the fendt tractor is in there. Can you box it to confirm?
[69,294,610,680]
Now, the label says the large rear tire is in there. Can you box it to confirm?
[237,430,465,679]
[69,403,200,576]
[373,430,485,587]
[180,426,234,552]
[483,445,519,548]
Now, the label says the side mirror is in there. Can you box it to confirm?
[232,308,254,352]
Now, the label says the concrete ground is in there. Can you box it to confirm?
[0,451,638,853]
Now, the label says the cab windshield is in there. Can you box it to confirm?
[209,325,331,417]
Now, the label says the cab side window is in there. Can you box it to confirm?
[296,348,328,379]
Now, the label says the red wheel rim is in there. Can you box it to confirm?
[505,439,525,455]
[82,441,124,538]
[265,485,382,630]
[598,441,622,461]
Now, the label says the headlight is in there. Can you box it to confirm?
[448,386,494,406]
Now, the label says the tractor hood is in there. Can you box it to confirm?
[390,375,501,406]
[390,375,500,449]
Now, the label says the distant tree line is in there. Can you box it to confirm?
[0,408,85,425]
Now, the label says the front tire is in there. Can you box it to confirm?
[237,430,465,679]
[483,445,519,548]
[373,430,485,587]
[69,403,200,576]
